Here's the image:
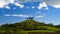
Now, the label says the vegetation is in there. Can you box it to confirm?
[0,20,60,34]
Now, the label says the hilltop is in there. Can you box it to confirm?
[0,20,60,34]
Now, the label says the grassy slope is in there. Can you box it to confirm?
[17,20,60,32]
[0,20,60,34]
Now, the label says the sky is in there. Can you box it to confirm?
[0,0,60,25]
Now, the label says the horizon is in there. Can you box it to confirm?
[0,0,60,25]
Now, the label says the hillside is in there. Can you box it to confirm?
[0,20,60,34]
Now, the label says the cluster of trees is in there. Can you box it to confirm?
[0,20,60,34]
[27,17,34,20]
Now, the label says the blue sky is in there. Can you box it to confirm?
[0,0,60,25]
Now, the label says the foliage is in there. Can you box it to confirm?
[0,20,60,34]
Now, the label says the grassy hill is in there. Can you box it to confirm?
[0,20,60,34]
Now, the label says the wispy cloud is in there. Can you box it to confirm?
[32,6,35,9]
[4,13,46,18]
[35,13,46,18]
[35,16,44,18]
[4,14,29,17]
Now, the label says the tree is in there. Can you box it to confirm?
[27,17,34,20]
[47,23,53,26]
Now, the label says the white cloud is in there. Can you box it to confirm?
[14,2,24,8]
[0,0,14,8]
[4,14,29,17]
[9,0,14,3]
[0,0,24,8]
[32,6,35,9]
[52,5,60,8]
[4,5,10,9]
[35,15,44,18]
[35,13,46,18]
[0,0,60,9]
[0,0,7,8]
[38,2,48,10]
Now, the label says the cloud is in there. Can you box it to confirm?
[32,6,35,9]
[35,15,44,18]
[44,7,49,10]
[18,0,60,8]
[43,0,60,8]
[52,5,60,8]
[4,14,11,16]
[31,0,60,8]
[38,2,48,10]
[0,0,7,8]
[17,0,43,2]
[4,13,46,18]
[0,0,60,9]
[18,0,29,3]
[0,0,14,8]
[35,13,46,18]
[0,0,24,9]
[4,14,29,17]
[14,2,24,8]
[4,5,10,9]
[35,12,46,18]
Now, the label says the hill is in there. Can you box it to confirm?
[0,20,60,34]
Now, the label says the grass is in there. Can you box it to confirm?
[26,30,54,32]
